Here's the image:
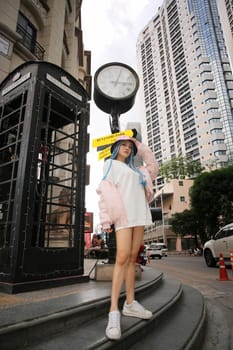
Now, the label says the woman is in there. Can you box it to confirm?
[91,234,99,247]
[96,135,159,340]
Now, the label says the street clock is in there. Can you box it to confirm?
[94,62,139,115]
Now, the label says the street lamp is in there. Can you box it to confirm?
[152,188,166,244]
[160,190,166,243]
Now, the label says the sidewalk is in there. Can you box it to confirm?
[0,259,102,310]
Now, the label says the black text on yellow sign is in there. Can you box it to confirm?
[98,146,111,160]
[92,129,134,148]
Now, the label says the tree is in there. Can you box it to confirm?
[169,209,201,246]
[159,156,203,181]
[190,166,233,241]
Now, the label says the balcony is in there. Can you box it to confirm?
[16,23,45,60]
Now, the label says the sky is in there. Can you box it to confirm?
[81,0,164,230]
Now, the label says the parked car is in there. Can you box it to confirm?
[146,245,163,259]
[150,243,168,257]
[203,223,233,267]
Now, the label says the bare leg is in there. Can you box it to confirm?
[124,226,144,304]
[106,226,147,340]
[109,228,133,312]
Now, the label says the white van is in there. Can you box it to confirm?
[150,243,168,257]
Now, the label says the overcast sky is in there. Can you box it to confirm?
[81,0,163,228]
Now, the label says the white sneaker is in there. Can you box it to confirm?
[105,311,121,340]
[122,300,152,319]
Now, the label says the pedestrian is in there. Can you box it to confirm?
[91,234,99,247]
[96,135,159,340]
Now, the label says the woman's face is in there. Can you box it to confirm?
[116,141,133,162]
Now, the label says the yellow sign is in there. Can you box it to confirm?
[98,146,111,160]
[92,129,134,148]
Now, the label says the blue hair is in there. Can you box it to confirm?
[102,141,146,187]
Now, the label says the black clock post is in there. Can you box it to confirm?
[109,107,121,134]
[94,62,139,264]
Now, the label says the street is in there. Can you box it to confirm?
[148,254,233,349]
[148,255,233,300]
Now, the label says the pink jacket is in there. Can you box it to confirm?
[96,139,159,230]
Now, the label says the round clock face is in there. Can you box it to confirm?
[96,64,138,99]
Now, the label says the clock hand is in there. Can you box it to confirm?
[114,69,122,87]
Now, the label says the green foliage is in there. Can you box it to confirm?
[190,166,233,242]
[168,166,233,244]
[169,209,201,246]
[159,156,203,181]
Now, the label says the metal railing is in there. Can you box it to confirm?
[16,24,45,60]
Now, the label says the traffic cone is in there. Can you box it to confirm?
[218,252,229,281]
[230,251,233,276]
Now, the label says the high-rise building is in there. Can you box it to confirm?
[137,0,233,187]
[217,0,233,70]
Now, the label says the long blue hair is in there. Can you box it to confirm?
[102,141,146,187]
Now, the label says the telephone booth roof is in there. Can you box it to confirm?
[0,61,89,104]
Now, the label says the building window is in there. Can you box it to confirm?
[180,196,185,202]
[16,12,44,60]
[179,181,183,186]
[17,12,36,52]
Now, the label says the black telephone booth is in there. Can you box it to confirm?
[0,61,90,293]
